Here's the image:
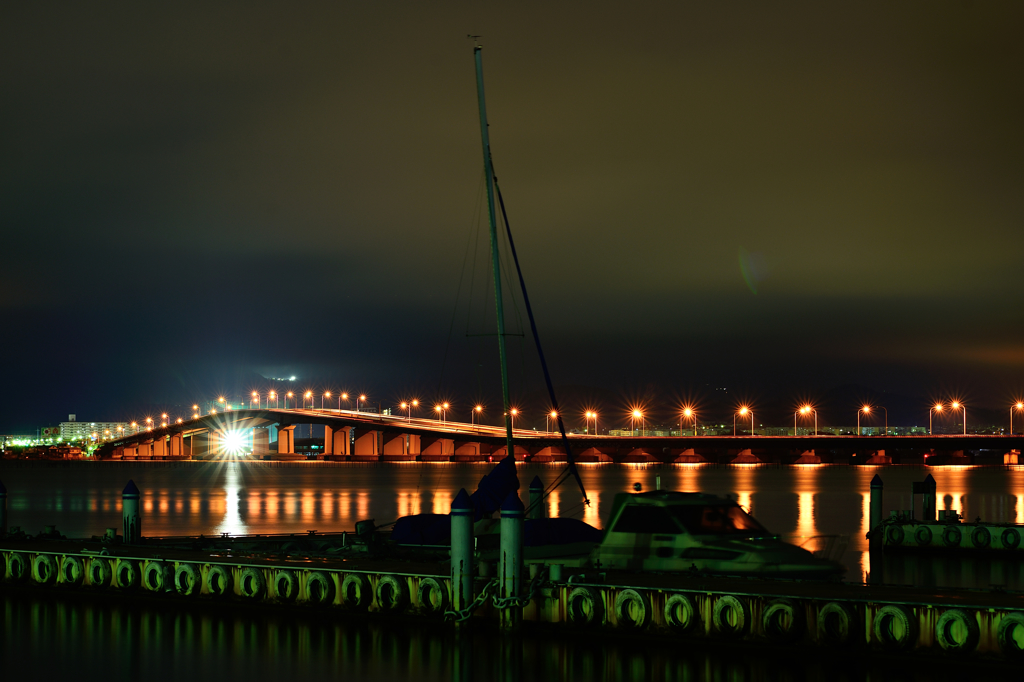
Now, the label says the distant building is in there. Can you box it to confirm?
[60,414,128,442]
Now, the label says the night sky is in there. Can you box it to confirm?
[3,3,1022,433]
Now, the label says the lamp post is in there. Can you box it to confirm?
[631,409,644,437]
[585,411,597,435]
[951,401,966,435]
[192,405,199,418]
[269,391,276,408]
[161,413,168,428]
[473,405,483,425]
[1012,402,1024,435]
[286,391,294,409]
[435,402,449,424]
[795,406,816,436]
[322,392,331,410]
[547,410,558,433]
[145,417,153,432]
[859,405,888,436]
[682,407,696,436]
[401,402,409,419]
[929,403,944,435]
[358,395,367,412]
[340,393,349,410]
[252,392,260,409]
[510,408,518,432]
[735,407,753,436]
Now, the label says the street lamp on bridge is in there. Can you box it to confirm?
[473,405,483,425]
[435,402,449,424]
[269,391,277,408]
[251,392,260,409]
[358,395,367,412]
[322,392,331,410]
[585,411,598,436]
[547,410,558,433]
[1012,402,1024,435]
[859,405,887,436]
[929,403,944,435]
[510,408,519,431]
[735,406,753,436]
[951,401,967,435]
[303,391,312,409]
[631,409,644,437]
[795,405,816,436]
[286,392,294,409]
[681,407,696,437]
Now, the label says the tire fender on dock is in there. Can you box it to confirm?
[1001,528,1020,550]
[416,577,449,616]
[996,612,1024,659]
[115,560,140,590]
[33,554,57,585]
[567,586,605,627]
[274,569,298,601]
[873,604,918,651]
[206,565,233,597]
[307,571,336,606]
[885,525,904,546]
[762,599,805,643]
[614,589,651,630]
[664,594,698,633]
[935,608,980,654]
[817,601,857,646]
[144,561,172,591]
[942,526,962,548]
[375,574,410,612]
[6,552,28,582]
[341,573,371,610]
[914,526,932,547]
[712,595,748,637]
[239,567,266,599]
[88,558,112,588]
[61,556,85,585]
[174,563,201,596]
[971,526,991,549]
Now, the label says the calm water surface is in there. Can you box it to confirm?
[3,461,1024,587]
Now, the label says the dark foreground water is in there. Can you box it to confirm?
[0,589,1001,682]
[2,462,1023,681]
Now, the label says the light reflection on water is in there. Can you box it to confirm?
[4,462,1024,586]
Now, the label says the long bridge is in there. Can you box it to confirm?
[101,408,1024,465]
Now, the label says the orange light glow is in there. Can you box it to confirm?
[934,403,943,411]
[475,405,483,412]
[359,395,366,401]
[510,408,519,416]
[738,407,749,415]
[682,408,693,417]
[632,410,642,418]
[951,401,961,409]
[550,411,558,418]
[400,402,408,409]
[252,392,258,397]
[799,406,811,414]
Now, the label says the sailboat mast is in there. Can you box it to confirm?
[473,45,515,459]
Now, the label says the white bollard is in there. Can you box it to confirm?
[450,488,474,614]
[500,491,524,631]
[123,480,141,544]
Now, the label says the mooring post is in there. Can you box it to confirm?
[122,479,141,544]
[499,491,524,631]
[869,474,883,536]
[922,474,936,522]
[528,476,544,520]
[450,488,474,616]
[0,479,7,535]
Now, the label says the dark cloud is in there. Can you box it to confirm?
[2,2,1023,432]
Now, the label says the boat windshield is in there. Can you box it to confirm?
[670,504,768,536]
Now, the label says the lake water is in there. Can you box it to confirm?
[3,461,1024,587]
[2,461,1021,681]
